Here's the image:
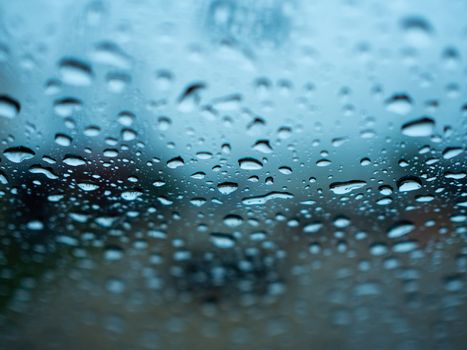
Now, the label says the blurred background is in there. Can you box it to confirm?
[0,0,466,349]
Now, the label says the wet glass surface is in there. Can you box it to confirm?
[0,0,466,349]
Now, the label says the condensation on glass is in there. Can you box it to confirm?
[0,0,466,349]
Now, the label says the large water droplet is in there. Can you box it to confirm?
[401,16,434,47]
[210,232,236,249]
[59,58,93,86]
[442,147,463,160]
[63,155,86,166]
[401,117,435,137]
[167,156,185,169]
[0,95,20,119]
[91,42,131,69]
[397,176,422,192]
[77,182,100,191]
[385,94,412,115]
[239,157,263,170]
[29,165,59,179]
[387,221,415,238]
[3,146,35,163]
[177,83,205,112]
[242,191,294,205]
[217,182,238,195]
[329,180,367,195]
[121,190,143,201]
[253,140,273,153]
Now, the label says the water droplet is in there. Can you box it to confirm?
[277,126,292,139]
[239,157,263,170]
[177,82,205,112]
[59,58,93,86]
[393,240,418,253]
[397,176,422,192]
[157,116,171,131]
[106,72,130,93]
[48,194,64,202]
[385,94,413,115]
[63,155,86,166]
[223,214,243,227]
[332,137,349,147]
[121,190,143,201]
[442,147,463,160]
[3,146,35,163]
[78,182,100,191]
[401,16,434,47]
[122,128,137,141]
[415,195,434,202]
[0,171,8,185]
[242,191,294,205]
[387,221,415,238]
[211,94,242,111]
[334,216,350,228]
[84,125,101,137]
[303,222,323,233]
[445,171,465,180]
[167,156,185,169]
[401,117,435,137]
[191,172,206,180]
[0,95,20,119]
[217,182,238,195]
[106,277,126,294]
[253,140,273,153]
[117,111,135,126]
[210,232,236,249]
[360,158,371,166]
[196,152,213,160]
[91,42,131,69]
[190,197,206,207]
[54,97,82,117]
[316,159,331,167]
[278,166,292,175]
[103,149,119,158]
[29,165,59,179]
[104,245,124,261]
[152,180,166,187]
[329,180,367,195]
[55,133,72,146]
[27,220,44,230]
